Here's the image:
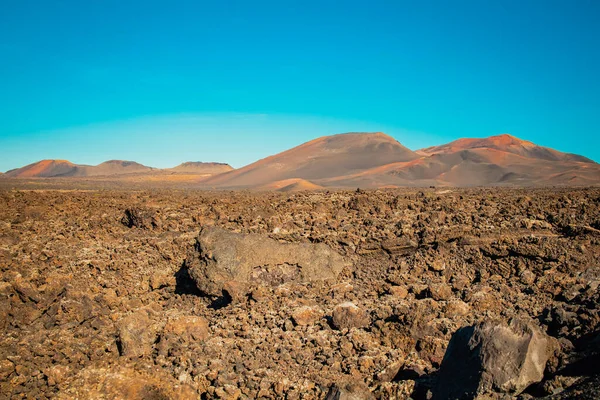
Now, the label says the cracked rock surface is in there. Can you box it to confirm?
[186,226,348,299]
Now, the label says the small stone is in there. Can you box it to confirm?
[428,283,452,301]
[444,300,470,317]
[374,381,415,400]
[429,260,446,272]
[332,302,370,330]
[326,381,375,400]
[520,269,536,285]
[376,361,403,382]
[149,273,175,290]
[291,306,323,326]
[389,285,408,299]
[163,315,209,341]
[117,310,159,357]
[45,365,69,385]
[0,360,15,380]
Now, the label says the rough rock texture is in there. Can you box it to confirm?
[325,381,375,400]
[163,315,209,342]
[117,308,162,358]
[55,365,197,399]
[121,207,159,229]
[435,318,550,398]
[186,226,348,298]
[0,186,599,399]
[332,302,370,330]
[292,306,324,326]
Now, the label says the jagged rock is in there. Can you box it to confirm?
[326,381,375,400]
[149,273,175,290]
[163,315,209,342]
[44,365,70,386]
[291,306,324,326]
[389,285,408,299]
[56,366,197,399]
[117,309,160,357]
[373,380,415,399]
[427,283,452,301]
[435,318,550,398]
[121,208,159,229]
[2,188,600,399]
[332,302,370,330]
[381,237,418,255]
[0,359,15,380]
[429,260,446,272]
[186,226,348,297]
[444,300,470,317]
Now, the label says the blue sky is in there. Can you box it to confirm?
[1,0,599,171]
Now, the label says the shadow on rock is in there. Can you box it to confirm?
[174,263,203,296]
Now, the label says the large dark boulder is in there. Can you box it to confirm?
[434,318,550,399]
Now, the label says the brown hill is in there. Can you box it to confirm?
[202,132,421,188]
[259,178,323,192]
[4,160,80,178]
[168,162,233,174]
[3,159,231,182]
[334,137,600,187]
[418,134,594,163]
[84,160,153,176]
[203,132,599,189]
[5,159,153,178]
[3,133,598,188]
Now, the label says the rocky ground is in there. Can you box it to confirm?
[0,187,599,399]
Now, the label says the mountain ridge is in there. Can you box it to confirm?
[3,159,233,178]
[2,132,598,187]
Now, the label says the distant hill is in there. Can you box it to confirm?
[418,134,594,163]
[3,132,599,188]
[2,159,233,184]
[259,178,323,192]
[4,160,80,178]
[203,132,600,188]
[203,132,421,188]
[84,160,153,176]
[4,159,152,178]
[168,162,233,174]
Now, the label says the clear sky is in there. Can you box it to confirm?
[1,0,599,171]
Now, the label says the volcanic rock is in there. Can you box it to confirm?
[117,309,161,357]
[332,302,370,330]
[291,306,324,326]
[56,366,197,399]
[325,381,375,400]
[186,226,348,298]
[435,318,550,398]
[121,208,159,229]
[1,187,599,398]
[163,315,209,342]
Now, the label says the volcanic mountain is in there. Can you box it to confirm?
[4,160,81,178]
[202,132,600,188]
[3,132,598,187]
[168,162,233,174]
[4,160,153,178]
[202,132,421,188]
[318,134,599,187]
[85,160,153,176]
[3,159,233,183]
[418,134,594,163]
